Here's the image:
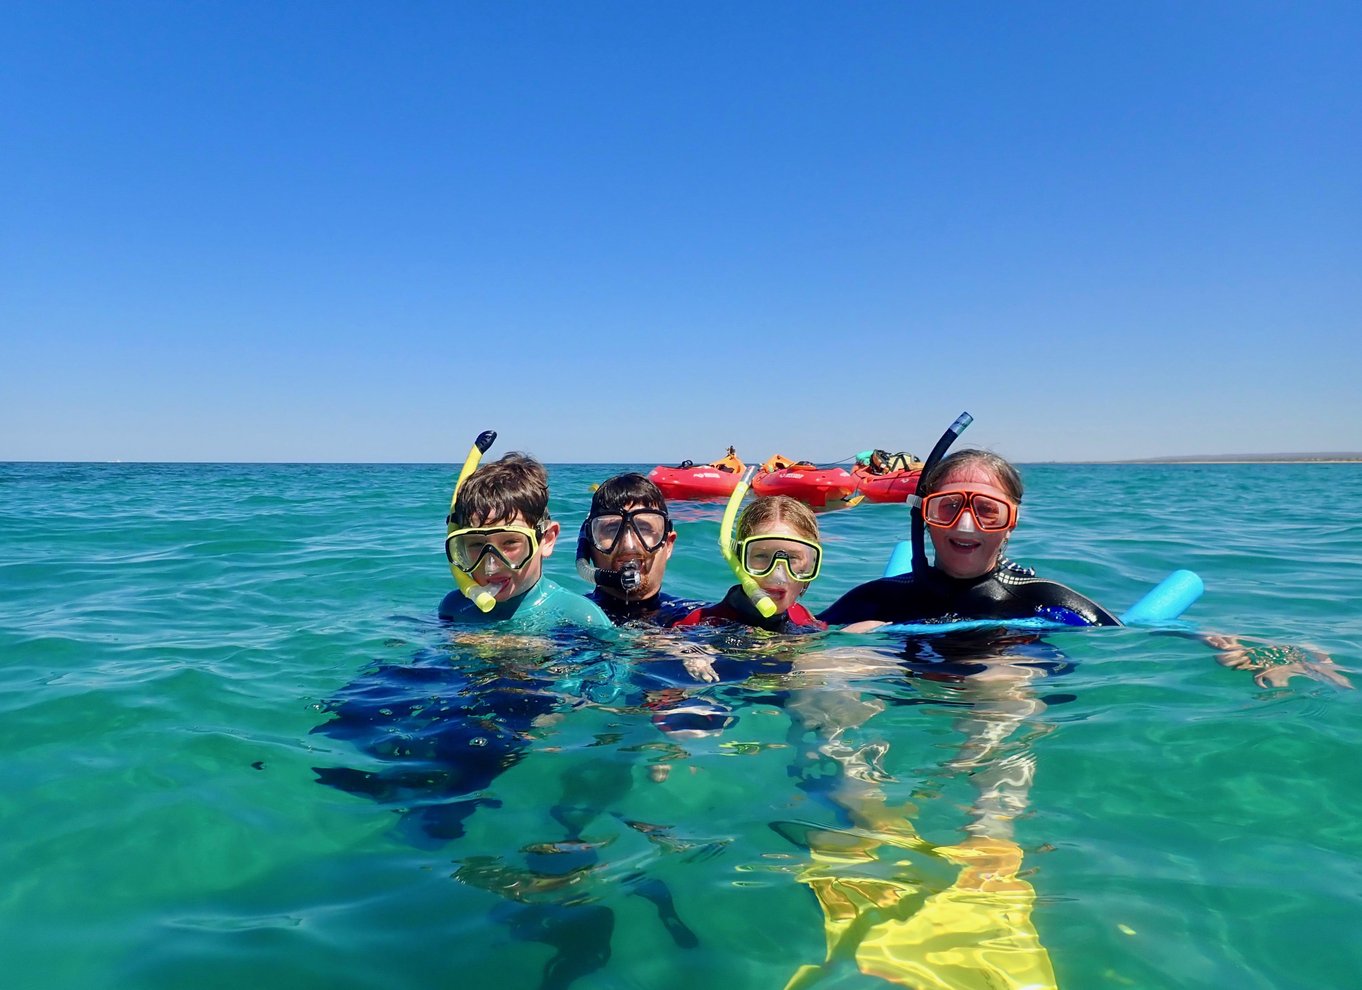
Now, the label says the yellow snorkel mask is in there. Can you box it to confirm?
[720,467,778,619]
[445,430,499,613]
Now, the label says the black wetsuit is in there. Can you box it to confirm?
[818,561,1121,627]
[587,589,704,628]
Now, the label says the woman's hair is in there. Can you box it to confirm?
[921,449,1024,503]
[736,494,819,542]
[453,452,551,528]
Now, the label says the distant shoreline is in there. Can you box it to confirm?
[1097,455,1362,465]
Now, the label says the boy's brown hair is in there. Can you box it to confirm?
[736,494,819,542]
[452,452,551,528]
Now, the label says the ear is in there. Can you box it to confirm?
[660,530,677,559]
[539,520,561,558]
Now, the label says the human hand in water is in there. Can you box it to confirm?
[681,645,720,683]
[1205,634,1353,689]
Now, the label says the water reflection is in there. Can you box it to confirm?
[312,624,1081,989]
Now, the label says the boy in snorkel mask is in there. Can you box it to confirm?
[676,494,828,633]
[439,451,611,630]
[578,473,705,627]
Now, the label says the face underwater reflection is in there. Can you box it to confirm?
[745,521,816,616]
[590,502,675,600]
[465,513,560,602]
[926,466,1018,580]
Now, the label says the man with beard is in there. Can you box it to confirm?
[577,473,702,626]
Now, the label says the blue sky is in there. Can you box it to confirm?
[3,1,1358,463]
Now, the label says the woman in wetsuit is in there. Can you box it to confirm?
[820,449,1119,629]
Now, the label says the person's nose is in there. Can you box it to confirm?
[615,524,643,552]
[953,509,978,534]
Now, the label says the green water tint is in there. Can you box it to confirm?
[2,462,1361,989]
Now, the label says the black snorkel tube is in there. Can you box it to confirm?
[908,412,973,575]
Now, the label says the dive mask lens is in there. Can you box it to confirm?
[446,526,539,572]
[922,492,1014,532]
[588,510,669,554]
[739,535,822,582]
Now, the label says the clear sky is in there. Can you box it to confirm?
[3,1,1359,464]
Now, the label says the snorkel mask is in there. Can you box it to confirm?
[719,467,778,618]
[576,523,642,593]
[445,429,499,613]
[575,507,672,594]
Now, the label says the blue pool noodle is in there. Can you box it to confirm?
[880,540,1202,626]
[883,540,914,578]
[1119,569,1204,626]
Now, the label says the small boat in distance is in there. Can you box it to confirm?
[751,454,860,511]
[850,448,924,503]
[647,447,745,501]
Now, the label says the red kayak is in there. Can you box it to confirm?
[751,454,859,510]
[648,449,745,501]
[851,464,923,503]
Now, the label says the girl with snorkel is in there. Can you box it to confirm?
[674,471,827,634]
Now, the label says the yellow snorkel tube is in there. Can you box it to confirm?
[720,467,777,619]
[445,429,499,613]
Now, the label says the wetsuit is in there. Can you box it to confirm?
[313,648,566,843]
[676,585,828,633]
[439,576,614,633]
[587,589,705,627]
[313,640,697,986]
[818,561,1120,627]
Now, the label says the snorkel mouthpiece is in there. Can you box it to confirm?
[594,561,642,593]
[447,429,499,613]
[720,467,777,618]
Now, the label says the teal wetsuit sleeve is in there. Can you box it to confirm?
[437,578,615,635]
[540,579,615,632]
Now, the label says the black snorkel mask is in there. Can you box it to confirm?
[575,508,673,595]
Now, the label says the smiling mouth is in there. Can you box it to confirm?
[948,538,981,551]
[484,576,515,596]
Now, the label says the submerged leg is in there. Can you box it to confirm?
[507,903,615,990]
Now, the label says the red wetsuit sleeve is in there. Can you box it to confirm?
[786,603,828,631]
[674,607,710,628]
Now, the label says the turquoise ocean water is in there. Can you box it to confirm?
[2,461,1360,989]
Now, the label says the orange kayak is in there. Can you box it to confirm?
[751,454,858,510]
